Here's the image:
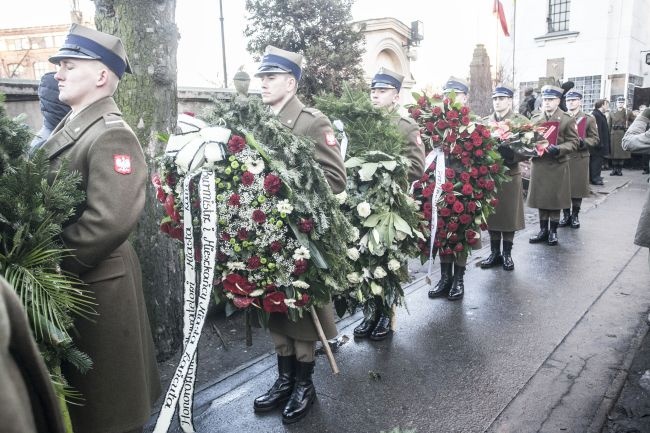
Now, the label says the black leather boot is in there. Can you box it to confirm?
[254,355,296,412]
[282,361,316,424]
[529,220,549,243]
[353,302,378,338]
[617,167,623,176]
[447,264,465,300]
[370,313,392,341]
[548,221,559,245]
[570,208,580,228]
[502,241,514,271]
[480,240,502,268]
[428,262,453,298]
[558,209,570,227]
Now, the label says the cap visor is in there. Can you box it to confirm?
[254,65,291,77]
[49,50,98,64]
[492,92,510,97]
[371,82,396,89]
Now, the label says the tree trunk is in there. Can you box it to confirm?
[93,0,183,360]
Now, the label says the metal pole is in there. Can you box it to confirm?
[512,0,516,87]
[219,0,228,88]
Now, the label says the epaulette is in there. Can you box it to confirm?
[301,107,322,117]
[103,112,127,128]
[561,111,573,117]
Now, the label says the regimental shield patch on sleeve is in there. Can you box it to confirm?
[114,154,132,174]
[325,131,338,146]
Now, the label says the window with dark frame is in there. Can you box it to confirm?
[547,0,571,33]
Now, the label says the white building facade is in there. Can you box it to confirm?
[510,0,650,110]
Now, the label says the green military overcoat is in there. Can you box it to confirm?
[527,109,579,210]
[622,113,650,248]
[608,108,635,160]
[0,276,65,433]
[267,95,347,341]
[568,111,599,198]
[482,110,528,232]
[42,97,161,433]
[392,112,425,183]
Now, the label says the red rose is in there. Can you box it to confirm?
[227,135,246,153]
[480,223,488,230]
[237,228,248,241]
[422,184,435,198]
[461,106,470,115]
[437,220,445,229]
[463,142,474,152]
[295,293,310,308]
[452,145,463,155]
[474,149,484,158]
[445,168,455,179]
[467,201,478,213]
[449,118,460,127]
[423,202,433,213]
[423,209,432,220]
[453,201,465,214]
[473,136,483,147]
[222,273,255,296]
[445,133,457,143]
[449,234,459,243]
[479,165,489,175]
[461,157,471,166]
[263,291,288,314]
[263,174,282,195]
[490,198,500,207]
[478,178,487,188]
[426,121,435,132]
[485,180,496,191]
[434,240,443,248]
[241,171,255,186]
[461,184,473,196]
[252,209,266,224]
[465,229,477,240]
[432,106,443,116]
[475,191,484,199]
[481,128,491,138]
[437,120,449,130]
[470,167,479,178]
[247,256,261,269]
[233,296,255,309]
[459,172,471,183]
[435,230,447,241]
[410,108,422,119]
[468,238,479,245]
[270,241,283,253]
[446,110,459,120]
[228,193,241,206]
[490,163,500,173]
[447,222,459,232]
[441,182,454,193]
[293,259,309,275]
[440,207,452,217]
[461,116,470,125]
[418,96,427,107]
[421,172,431,181]
[459,214,471,224]
[444,194,457,204]
[442,247,453,256]
[298,218,314,233]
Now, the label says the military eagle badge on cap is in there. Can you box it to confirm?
[325,131,338,146]
[114,154,132,174]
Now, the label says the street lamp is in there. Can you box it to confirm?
[408,20,424,48]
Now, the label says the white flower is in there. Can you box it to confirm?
[226,261,246,271]
[247,158,265,175]
[292,280,310,289]
[362,267,372,279]
[347,272,362,284]
[293,246,310,261]
[395,230,407,241]
[373,266,387,279]
[388,259,401,271]
[276,199,294,214]
[346,247,360,261]
[370,281,383,296]
[350,227,360,242]
[284,298,297,308]
[356,201,372,218]
[335,191,348,204]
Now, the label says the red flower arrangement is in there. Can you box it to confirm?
[408,93,509,261]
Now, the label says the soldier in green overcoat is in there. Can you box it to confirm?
[252,46,347,425]
[43,24,161,433]
[480,85,528,271]
[560,90,600,229]
[608,96,636,176]
[527,85,579,246]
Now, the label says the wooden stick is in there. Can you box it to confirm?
[310,306,339,374]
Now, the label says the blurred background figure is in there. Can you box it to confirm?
[29,71,71,155]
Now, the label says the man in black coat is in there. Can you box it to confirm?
[591,99,610,185]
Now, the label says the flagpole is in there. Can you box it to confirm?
[512,0,516,87]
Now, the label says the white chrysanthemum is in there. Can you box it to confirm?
[292,280,310,289]
[335,191,348,204]
[356,201,371,218]
[351,226,360,242]
[373,266,387,279]
[276,199,294,214]
[346,247,360,261]
[226,261,246,271]
[388,259,401,271]
[347,272,362,284]
[247,158,265,175]
[293,246,310,260]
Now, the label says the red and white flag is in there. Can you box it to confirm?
[493,0,510,37]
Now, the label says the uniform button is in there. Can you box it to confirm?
[287,119,292,124]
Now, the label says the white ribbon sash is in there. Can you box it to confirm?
[425,148,445,284]
[153,170,217,433]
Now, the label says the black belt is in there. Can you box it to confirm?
[612,125,626,131]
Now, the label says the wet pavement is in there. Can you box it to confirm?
[146,170,650,433]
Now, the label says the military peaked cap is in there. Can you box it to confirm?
[371,67,404,92]
[255,46,303,81]
[443,76,469,94]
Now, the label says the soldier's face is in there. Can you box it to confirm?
[259,73,295,110]
[617,101,625,110]
[492,96,511,113]
[55,59,106,110]
[370,87,399,108]
[566,98,582,111]
[542,97,560,113]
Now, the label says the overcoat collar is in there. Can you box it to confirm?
[276,95,304,130]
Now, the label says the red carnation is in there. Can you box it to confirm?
[263,291,288,314]
[422,184,435,198]
[270,241,283,253]
[485,180,496,191]
[479,165,489,175]
[461,183,474,196]
[241,171,255,186]
[447,222,459,232]
[298,218,314,233]
[473,136,484,146]
[222,273,255,296]
[442,247,453,256]
[247,256,262,269]
[437,120,449,130]
[461,106,470,115]
[453,201,465,214]
[446,110,459,120]
[474,149,484,158]
[449,118,460,128]
[293,259,309,275]
[449,233,459,243]
[441,182,454,193]
[228,193,241,206]
[445,133,457,143]
[237,228,248,241]
[454,243,465,252]
[461,116,470,125]
[490,163,500,173]
[426,121,435,132]
[467,201,478,213]
[459,172,471,183]
[418,96,427,107]
[481,128,491,138]
[227,135,246,153]
[432,106,443,116]
[423,202,432,213]
[463,142,474,152]
[470,167,479,178]
[465,229,478,240]
[461,157,471,166]
[459,214,472,224]
[452,145,463,155]
[263,173,282,195]
[440,207,452,217]
[444,194,457,204]
[445,168,455,179]
[410,108,422,119]
[252,209,266,224]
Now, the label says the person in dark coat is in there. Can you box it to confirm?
[518,87,536,119]
[527,85,579,246]
[559,80,574,112]
[44,24,161,433]
[29,72,71,154]
[560,90,600,228]
[480,85,528,271]
[590,99,610,185]
[253,45,346,424]
[0,276,65,433]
